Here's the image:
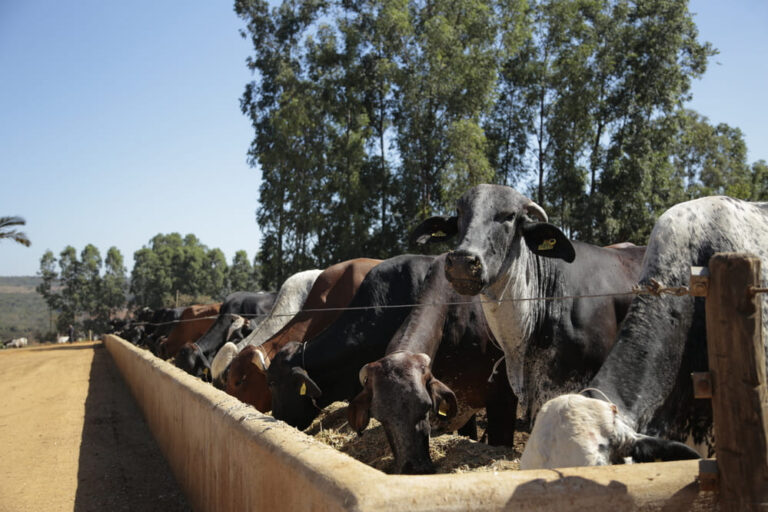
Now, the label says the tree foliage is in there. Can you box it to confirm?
[239,0,765,284]
[37,236,261,333]
[129,234,263,309]
[36,245,128,334]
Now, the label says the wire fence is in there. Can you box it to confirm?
[124,279,730,330]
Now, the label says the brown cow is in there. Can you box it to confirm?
[156,303,221,359]
[225,258,381,411]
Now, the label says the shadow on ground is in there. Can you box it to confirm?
[74,344,191,511]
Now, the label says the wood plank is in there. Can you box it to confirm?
[706,253,768,511]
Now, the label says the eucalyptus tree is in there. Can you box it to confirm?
[486,0,714,243]
[229,250,255,292]
[237,0,517,287]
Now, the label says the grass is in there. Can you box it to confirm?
[0,276,53,342]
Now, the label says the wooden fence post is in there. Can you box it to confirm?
[706,253,768,511]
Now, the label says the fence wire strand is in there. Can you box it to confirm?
[126,281,706,329]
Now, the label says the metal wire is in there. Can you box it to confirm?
[127,281,704,329]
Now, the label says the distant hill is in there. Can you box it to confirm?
[0,276,53,342]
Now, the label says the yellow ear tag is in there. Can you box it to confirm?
[203,367,210,377]
[431,231,447,238]
[538,238,557,251]
[438,401,450,417]
[299,382,307,396]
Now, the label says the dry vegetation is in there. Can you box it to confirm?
[304,402,528,474]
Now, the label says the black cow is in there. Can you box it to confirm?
[346,254,517,474]
[175,291,276,381]
[522,195,768,468]
[266,254,436,430]
[411,184,646,422]
[140,307,185,352]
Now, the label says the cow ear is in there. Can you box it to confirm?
[347,386,373,435]
[521,222,575,263]
[428,376,458,419]
[292,367,322,398]
[410,216,458,245]
[628,436,701,463]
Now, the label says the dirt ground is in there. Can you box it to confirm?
[0,342,190,512]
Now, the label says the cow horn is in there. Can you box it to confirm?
[226,315,245,341]
[252,347,269,372]
[359,365,369,386]
[524,201,548,223]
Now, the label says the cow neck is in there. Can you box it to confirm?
[196,316,230,351]
[192,342,213,369]
[479,242,548,411]
[385,257,451,359]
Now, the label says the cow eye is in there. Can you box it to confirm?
[495,212,516,223]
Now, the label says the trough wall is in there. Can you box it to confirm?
[104,334,717,511]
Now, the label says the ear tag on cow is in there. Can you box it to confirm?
[203,367,210,377]
[299,382,307,396]
[438,401,450,417]
[432,231,447,238]
[538,238,557,251]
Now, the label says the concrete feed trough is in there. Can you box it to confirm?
[105,335,715,511]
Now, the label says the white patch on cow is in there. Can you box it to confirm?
[480,239,538,412]
[209,269,321,381]
[520,394,638,469]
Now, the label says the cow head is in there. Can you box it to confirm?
[411,184,575,296]
[225,345,273,411]
[266,342,322,430]
[347,352,457,474]
[155,337,170,359]
[174,343,213,382]
[520,394,701,469]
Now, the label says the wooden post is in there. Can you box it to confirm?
[706,253,768,511]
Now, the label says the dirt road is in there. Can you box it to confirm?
[0,342,190,511]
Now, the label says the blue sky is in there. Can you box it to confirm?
[1,1,766,277]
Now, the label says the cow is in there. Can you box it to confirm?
[4,337,28,348]
[224,258,381,407]
[411,184,646,423]
[209,269,323,384]
[140,307,185,352]
[520,195,768,469]
[155,303,222,359]
[346,253,517,474]
[174,291,276,381]
[265,254,436,430]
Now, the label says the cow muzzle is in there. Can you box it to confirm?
[445,250,486,295]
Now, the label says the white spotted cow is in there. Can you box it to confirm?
[210,268,322,386]
[522,196,768,468]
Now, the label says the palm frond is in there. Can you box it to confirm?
[0,216,27,229]
[0,216,31,247]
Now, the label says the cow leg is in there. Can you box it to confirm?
[457,415,478,441]
[485,364,518,446]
